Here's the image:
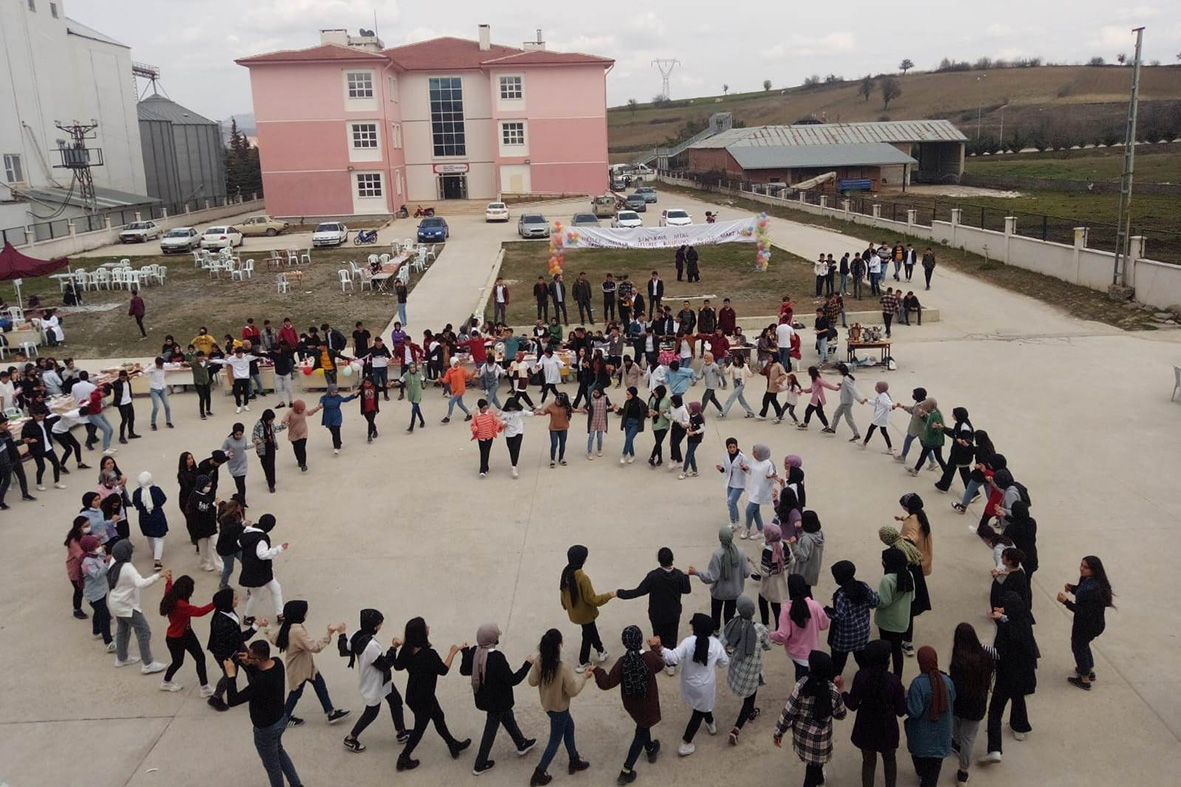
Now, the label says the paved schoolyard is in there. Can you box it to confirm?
[2,193,1179,787]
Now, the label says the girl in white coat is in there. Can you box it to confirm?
[660,612,731,757]
[862,381,894,454]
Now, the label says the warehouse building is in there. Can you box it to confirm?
[137,95,227,207]
[685,120,967,192]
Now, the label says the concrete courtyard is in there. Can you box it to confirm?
[2,192,1179,787]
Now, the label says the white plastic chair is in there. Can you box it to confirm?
[20,341,38,357]
[110,268,126,289]
[244,259,255,279]
[359,269,373,291]
[156,266,168,285]
[397,265,411,286]
[74,271,91,291]
[300,247,312,266]
[91,269,110,289]
[287,250,299,266]
[192,251,203,267]
[276,273,290,294]
[424,244,438,263]
[367,254,380,266]
[119,258,131,267]
[379,253,391,265]
[350,261,365,281]
[411,255,426,274]
[338,270,354,292]
[230,261,246,282]
[6,306,23,323]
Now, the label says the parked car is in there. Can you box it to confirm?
[613,210,643,229]
[119,220,162,244]
[233,215,289,237]
[610,177,628,191]
[570,213,601,226]
[416,216,449,243]
[635,186,658,204]
[199,225,244,250]
[159,227,200,253]
[659,208,692,227]
[517,213,550,239]
[485,202,510,222]
[591,194,617,218]
[624,194,647,212]
[311,222,349,247]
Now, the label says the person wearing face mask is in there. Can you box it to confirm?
[64,517,90,619]
[206,587,264,711]
[239,513,288,626]
[224,640,304,787]
[79,534,114,650]
[185,475,222,573]
[107,540,168,674]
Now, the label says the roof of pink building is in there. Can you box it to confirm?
[238,37,612,70]
[236,44,389,65]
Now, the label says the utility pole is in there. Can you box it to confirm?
[652,59,680,98]
[1112,27,1144,290]
[975,74,987,140]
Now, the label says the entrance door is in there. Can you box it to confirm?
[439,173,467,199]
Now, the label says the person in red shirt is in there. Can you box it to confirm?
[128,291,146,338]
[459,331,488,366]
[359,378,381,443]
[469,399,505,477]
[278,317,299,349]
[778,295,794,324]
[86,385,116,454]
[242,318,262,344]
[159,573,215,694]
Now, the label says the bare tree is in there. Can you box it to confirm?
[1088,56,1105,66]
[763,79,772,91]
[627,98,638,117]
[858,74,874,102]
[1116,53,1127,65]
[899,58,914,74]
[880,75,902,109]
[723,84,729,95]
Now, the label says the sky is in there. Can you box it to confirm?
[65,0,1180,123]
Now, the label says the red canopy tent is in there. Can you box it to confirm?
[0,242,70,307]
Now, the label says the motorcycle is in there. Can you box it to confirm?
[413,205,435,218]
[704,211,717,224]
[395,204,409,219]
[353,229,378,245]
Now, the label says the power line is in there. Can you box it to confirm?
[651,59,680,98]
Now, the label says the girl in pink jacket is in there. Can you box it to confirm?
[798,366,839,432]
[769,574,830,680]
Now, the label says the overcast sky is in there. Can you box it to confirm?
[67,0,1178,123]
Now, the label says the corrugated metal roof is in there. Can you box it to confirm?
[137,95,217,126]
[65,18,128,49]
[728,142,917,171]
[692,120,966,149]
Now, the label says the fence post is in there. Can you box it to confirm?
[1003,217,1016,264]
[907,209,917,231]
[161,207,169,219]
[205,200,212,210]
[1041,214,1048,241]
[842,199,851,214]
[818,195,827,209]
[134,211,142,222]
[950,208,961,226]
[184,203,191,215]
[1127,236,1146,288]
[1072,227,1087,284]
[104,216,113,232]
[871,204,881,226]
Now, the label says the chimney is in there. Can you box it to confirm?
[320,28,348,46]
[478,24,490,51]
[523,29,547,51]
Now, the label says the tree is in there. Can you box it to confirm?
[824,73,842,84]
[763,79,772,91]
[802,74,822,88]
[652,94,670,107]
[858,74,874,102]
[899,58,914,74]
[723,84,729,95]
[627,98,638,117]
[223,118,262,198]
[880,75,902,109]
[1088,56,1105,66]
[1116,53,1127,65]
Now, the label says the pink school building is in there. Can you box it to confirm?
[237,26,613,218]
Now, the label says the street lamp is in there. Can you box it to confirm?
[976,73,988,140]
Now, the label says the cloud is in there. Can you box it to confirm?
[984,24,1012,37]
[1088,25,1139,49]
[1113,5,1159,19]
[762,32,856,59]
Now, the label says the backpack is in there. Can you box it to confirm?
[1013,481,1032,507]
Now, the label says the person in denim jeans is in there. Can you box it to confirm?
[894,387,928,464]
[226,640,304,787]
[717,438,747,529]
[527,629,588,785]
[146,357,173,430]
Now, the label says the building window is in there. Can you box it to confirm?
[356,173,383,198]
[428,76,466,157]
[391,123,402,149]
[499,75,522,100]
[3,154,24,184]
[346,71,374,99]
[387,75,398,102]
[351,123,378,149]
[50,2,58,17]
[501,122,525,146]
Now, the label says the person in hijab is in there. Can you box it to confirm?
[559,545,615,672]
[950,622,995,784]
[107,539,167,674]
[185,474,221,573]
[723,595,772,745]
[1004,501,1039,591]
[252,409,286,493]
[132,471,169,571]
[908,398,945,476]
[265,600,349,728]
[658,612,730,757]
[282,399,310,472]
[771,574,830,680]
[842,639,905,787]
[875,547,916,677]
[789,511,826,589]
[205,586,263,710]
[80,534,113,649]
[880,518,930,659]
[784,453,806,507]
[590,625,663,784]
[740,443,777,539]
[896,493,933,656]
[935,406,974,493]
[773,650,848,787]
[339,609,408,751]
[825,560,881,676]
[308,383,359,455]
[459,623,536,774]
[905,646,955,787]
[753,522,789,628]
[981,592,1038,765]
[689,527,750,633]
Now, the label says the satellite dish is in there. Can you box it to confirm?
[359,28,375,36]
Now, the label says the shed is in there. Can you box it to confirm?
[137,95,226,208]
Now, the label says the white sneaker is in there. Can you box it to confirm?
[678,742,695,757]
[160,681,183,692]
[199,684,215,698]
[103,448,117,455]
[36,484,47,491]
[55,482,68,489]
[511,467,519,478]
[626,456,635,464]
[980,752,1002,764]
[586,452,594,460]
[114,656,141,668]
[664,665,676,676]
[620,457,627,464]
[706,721,717,735]
[596,449,603,457]
[105,642,116,653]
[141,661,167,675]
[740,529,750,539]
[596,649,610,663]
[574,663,589,674]
[1012,731,1027,742]
[479,472,487,478]
[678,472,687,480]
[244,405,251,412]
[333,448,340,455]
[236,406,242,414]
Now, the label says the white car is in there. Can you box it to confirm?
[199,225,244,250]
[485,202,509,222]
[159,227,200,253]
[312,222,349,247]
[659,208,692,227]
[119,220,162,243]
[612,210,643,229]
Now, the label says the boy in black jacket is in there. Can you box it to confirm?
[616,547,692,674]
[460,624,536,775]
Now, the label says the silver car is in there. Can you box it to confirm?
[160,227,200,253]
[518,213,550,239]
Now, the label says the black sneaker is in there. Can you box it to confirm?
[327,709,351,724]
[957,770,970,785]
[569,758,590,774]
[463,414,472,421]
[72,609,87,619]
[396,729,411,744]
[207,696,228,712]
[343,737,366,753]
[472,761,495,775]
[647,739,661,763]
[530,770,553,787]
[22,495,36,501]
[617,770,637,785]
[396,758,419,771]
[450,738,472,758]
[287,716,305,728]
[517,738,537,756]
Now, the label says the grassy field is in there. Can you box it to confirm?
[14,247,422,358]
[658,182,1162,331]
[489,242,818,326]
[964,143,1181,183]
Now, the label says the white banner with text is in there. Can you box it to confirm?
[561,217,757,249]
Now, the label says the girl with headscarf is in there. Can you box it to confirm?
[107,539,167,674]
[830,363,865,440]
[340,609,409,752]
[717,438,747,529]
[64,516,88,618]
[770,574,830,680]
[689,527,750,633]
[679,400,705,479]
[875,547,916,677]
[251,409,286,493]
[950,622,996,783]
[783,453,806,508]
[825,560,881,675]
[862,381,894,453]
[282,399,310,472]
[894,386,929,465]
[1057,555,1113,691]
[723,596,772,745]
[905,646,955,787]
[773,650,848,786]
[754,523,789,627]
[908,398,946,476]
[982,592,1038,765]
[935,406,974,492]
[789,511,825,588]
[132,471,168,571]
[220,422,251,503]
[1002,500,1038,590]
[159,573,215,694]
[659,612,730,757]
[266,600,349,728]
[459,623,536,774]
[205,587,262,710]
[559,545,615,671]
[843,639,905,786]
[590,625,662,783]
[79,534,113,649]
[740,444,777,539]
[895,494,934,656]
[185,475,221,573]
[647,384,670,467]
